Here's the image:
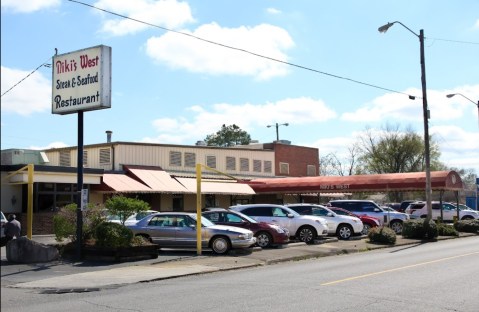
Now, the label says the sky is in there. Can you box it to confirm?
[1,0,478,174]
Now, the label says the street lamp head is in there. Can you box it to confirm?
[378,22,395,33]
[446,94,456,98]
[283,123,289,127]
[266,125,272,128]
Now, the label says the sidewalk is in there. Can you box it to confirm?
[2,233,476,292]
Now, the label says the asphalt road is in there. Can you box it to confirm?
[1,236,478,312]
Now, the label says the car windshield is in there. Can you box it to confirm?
[231,210,258,223]
[457,204,473,211]
[190,214,215,227]
[281,206,301,217]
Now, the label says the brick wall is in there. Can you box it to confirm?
[19,212,56,235]
[273,144,319,177]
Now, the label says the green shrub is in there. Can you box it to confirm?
[436,223,459,236]
[368,226,396,244]
[53,203,107,242]
[105,196,150,225]
[95,222,133,248]
[454,219,479,233]
[402,219,438,239]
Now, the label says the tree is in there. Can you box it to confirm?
[356,124,441,174]
[319,145,361,176]
[204,124,251,147]
[105,196,150,225]
[354,124,443,203]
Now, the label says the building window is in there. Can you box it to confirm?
[184,152,196,167]
[206,155,216,168]
[205,194,216,208]
[99,148,111,164]
[59,151,71,167]
[307,165,317,176]
[279,162,289,175]
[172,194,184,212]
[264,160,272,173]
[226,156,236,170]
[253,159,262,172]
[169,151,182,166]
[240,158,249,171]
[83,150,88,167]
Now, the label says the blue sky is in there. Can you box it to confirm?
[1,0,478,174]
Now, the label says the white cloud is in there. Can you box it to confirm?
[431,125,479,170]
[474,19,479,29]
[94,0,195,36]
[1,66,51,115]
[29,141,69,150]
[342,85,479,123]
[144,97,336,144]
[1,0,59,13]
[266,8,282,15]
[145,22,295,80]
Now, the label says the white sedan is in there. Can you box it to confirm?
[287,204,363,240]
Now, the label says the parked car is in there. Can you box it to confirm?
[229,204,329,244]
[1,211,6,238]
[398,200,416,213]
[127,212,256,254]
[285,204,363,240]
[405,201,479,221]
[328,207,380,235]
[124,210,158,226]
[327,200,410,234]
[202,208,289,248]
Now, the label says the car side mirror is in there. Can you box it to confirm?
[287,213,294,218]
[327,212,334,217]
[374,208,381,212]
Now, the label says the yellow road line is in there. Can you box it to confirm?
[321,251,479,286]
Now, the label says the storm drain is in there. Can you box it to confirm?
[40,287,101,294]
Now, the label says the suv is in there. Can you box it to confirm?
[285,204,363,240]
[405,201,479,221]
[327,200,409,234]
[229,204,329,244]
[202,208,289,248]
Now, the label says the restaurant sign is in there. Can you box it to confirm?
[52,45,111,115]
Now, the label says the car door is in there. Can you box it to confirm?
[313,207,337,232]
[270,207,295,233]
[174,215,198,247]
[144,215,177,246]
[441,203,456,221]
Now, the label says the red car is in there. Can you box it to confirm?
[202,208,289,248]
[329,207,380,235]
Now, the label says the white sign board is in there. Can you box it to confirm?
[81,189,89,211]
[52,45,112,115]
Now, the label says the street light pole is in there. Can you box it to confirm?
[267,122,289,141]
[446,93,479,127]
[379,21,433,221]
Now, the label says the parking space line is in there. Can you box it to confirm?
[321,251,479,286]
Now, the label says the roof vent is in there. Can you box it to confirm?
[106,130,112,143]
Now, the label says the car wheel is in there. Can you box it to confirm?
[461,216,473,220]
[337,224,353,240]
[297,226,316,244]
[361,224,371,235]
[390,221,403,234]
[211,236,231,255]
[255,231,273,248]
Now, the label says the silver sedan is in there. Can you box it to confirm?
[127,212,256,255]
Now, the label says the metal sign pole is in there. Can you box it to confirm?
[76,111,84,260]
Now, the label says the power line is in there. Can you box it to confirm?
[426,37,479,45]
[1,59,51,98]
[68,0,420,99]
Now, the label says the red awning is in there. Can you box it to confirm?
[248,171,464,194]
